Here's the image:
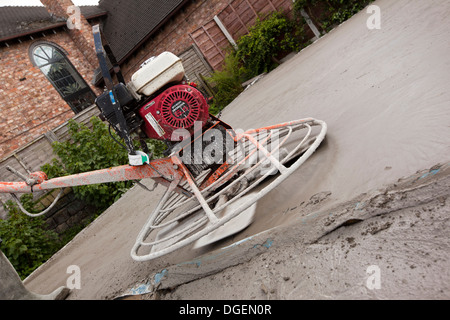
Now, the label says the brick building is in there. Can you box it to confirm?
[0,3,105,159]
[0,0,294,160]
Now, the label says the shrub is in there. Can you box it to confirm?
[206,53,249,114]
[0,200,60,279]
[42,117,138,210]
[235,11,303,78]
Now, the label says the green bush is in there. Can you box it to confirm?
[207,53,249,114]
[0,200,60,279]
[235,11,303,78]
[41,117,140,211]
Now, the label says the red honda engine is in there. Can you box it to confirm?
[138,84,210,141]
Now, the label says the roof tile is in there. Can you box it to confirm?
[98,0,188,63]
[0,6,107,41]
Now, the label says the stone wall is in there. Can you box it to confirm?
[37,188,97,234]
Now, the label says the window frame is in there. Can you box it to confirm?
[29,41,96,114]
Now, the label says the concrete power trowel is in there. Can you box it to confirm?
[0,25,327,299]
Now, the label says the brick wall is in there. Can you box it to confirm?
[0,29,100,160]
[121,0,228,82]
[40,0,98,68]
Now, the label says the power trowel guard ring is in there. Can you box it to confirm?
[130,117,327,261]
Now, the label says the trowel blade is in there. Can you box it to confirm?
[151,210,205,253]
[193,195,257,249]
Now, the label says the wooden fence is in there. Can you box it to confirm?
[178,44,214,93]
[189,0,295,70]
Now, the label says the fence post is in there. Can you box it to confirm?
[300,8,321,39]
[214,15,238,50]
[44,131,59,144]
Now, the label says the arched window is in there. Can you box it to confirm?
[30,42,96,114]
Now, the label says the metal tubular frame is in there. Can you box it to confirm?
[131,118,327,261]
